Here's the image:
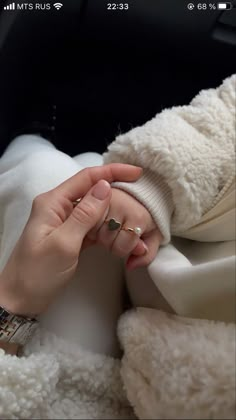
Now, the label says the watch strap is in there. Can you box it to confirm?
[0,306,39,346]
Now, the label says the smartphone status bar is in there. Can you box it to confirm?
[187,2,233,10]
[3,2,63,11]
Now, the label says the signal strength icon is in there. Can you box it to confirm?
[4,2,15,10]
[53,2,63,9]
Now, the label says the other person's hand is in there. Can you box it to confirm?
[87,188,163,270]
[0,164,142,317]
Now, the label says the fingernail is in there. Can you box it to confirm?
[142,242,149,254]
[92,180,111,200]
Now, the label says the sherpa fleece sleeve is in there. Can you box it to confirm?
[103,75,236,244]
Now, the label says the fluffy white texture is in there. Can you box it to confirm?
[1,312,235,419]
[103,75,235,233]
[118,308,236,420]
[0,328,135,419]
[1,77,235,419]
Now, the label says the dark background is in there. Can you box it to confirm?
[0,0,235,157]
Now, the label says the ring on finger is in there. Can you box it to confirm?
[104,218,122,231]
[121,226,142,237]
[104,218,142,237]
[72,198,82,207]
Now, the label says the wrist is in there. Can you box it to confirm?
[0,272,36,318]
[0,296,39,353]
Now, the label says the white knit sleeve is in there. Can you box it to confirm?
[103,75,235,236]
[111,170,174,245]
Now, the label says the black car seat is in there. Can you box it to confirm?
[0,0,235,157]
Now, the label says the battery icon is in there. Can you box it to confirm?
[217,2,232,9]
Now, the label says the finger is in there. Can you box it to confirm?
[96,213,125,251]
[56,180,112,251]
[131,240,149,256]
[126,231,162,271]
[52,164,143,202]
[111,229,140,258]
[81,237,96,250]
[86,206,109,242]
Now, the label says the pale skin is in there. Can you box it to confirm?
[0,163,162,355]
[88,187,163,271]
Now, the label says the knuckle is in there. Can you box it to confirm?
[73,201,96,225]
[32,193,48,210]
[125,215,144,232]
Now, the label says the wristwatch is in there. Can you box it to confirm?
[0,305,39,346]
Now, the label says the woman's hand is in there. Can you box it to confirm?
[88,188,163,270]
[0,164,142,317]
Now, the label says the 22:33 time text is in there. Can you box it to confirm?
[107,3,129,10]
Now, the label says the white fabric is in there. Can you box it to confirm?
[0,335,134,420]
[104,75,236,235]
[0,135,124,357]
[119,308,236,420]
[0,75,235,419]
[0,136,136,419]
[180,177,236,241]
[104,75,236,323]
[143,184,235,322]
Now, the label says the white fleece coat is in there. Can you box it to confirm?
[104,74,236,323]
[0,75,235,419]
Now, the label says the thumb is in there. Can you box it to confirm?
[57,180,111,250]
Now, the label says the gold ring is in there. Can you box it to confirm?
[104,218,122,231]
[104,218,142,236]
[121,226,142,237]
[72,198,82,207]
